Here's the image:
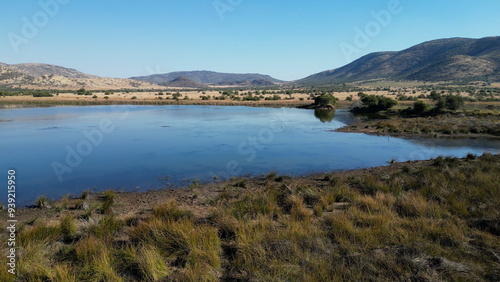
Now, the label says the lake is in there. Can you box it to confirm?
[1,105,499,206]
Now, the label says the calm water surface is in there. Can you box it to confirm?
[1,105,498,205]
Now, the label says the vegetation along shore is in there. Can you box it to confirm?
[1,153,499,281]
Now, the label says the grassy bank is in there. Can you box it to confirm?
[1,154,499,281]
[337,105,500,139]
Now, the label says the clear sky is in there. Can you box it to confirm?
[1,0,499,81]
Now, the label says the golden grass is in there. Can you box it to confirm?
[2,154,499,281]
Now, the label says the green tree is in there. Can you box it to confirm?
[377,97,398,110]
[429,91,441,101]
[76,88,87,95]
[445,95,464,111]
[434,98,446,112]
[355,93,397,112]
[314,93,338,107]
[412,100,429,114]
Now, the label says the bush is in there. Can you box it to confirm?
[412,100,429,114]
[429,91,441,101]
[434,98,446,112]
[314,93,338,107]
[243,95,260,101]
[76,88,92,96]
[353,93,398,112]
[265,94,281,101]
[445,95,464,111]
[131,96,137,100]
[172,93,182,100]
[32,91,53,97]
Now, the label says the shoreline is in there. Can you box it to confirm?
[1,153,499,280]
[1,152,495,219]
[0,99,312,108]
[335,124,500,140]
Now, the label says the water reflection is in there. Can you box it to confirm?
[0,106,498,206]
[314,109,336,123]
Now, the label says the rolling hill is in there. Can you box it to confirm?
[130,71,283,86]
[162,76,205,88]
[297,36,500,85]
[0,63,163,90]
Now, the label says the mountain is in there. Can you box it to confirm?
[162,76,205,88]
[216,79,276,87]
[0,63,164,90]
[297,36,500,85]
[131,71,283,86]
[5,63,98,79]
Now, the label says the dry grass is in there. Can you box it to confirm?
[1,154,499,280]
[337,110,500,138]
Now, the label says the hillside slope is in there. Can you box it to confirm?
[0,63,164,90]
[297,36,500,85]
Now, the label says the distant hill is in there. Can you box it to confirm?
[0,63,163,90]
[162,76,205,88]
[5,63,98,79]
[297,36,500,85]
[216,79,276,87]
[131,71,283,86]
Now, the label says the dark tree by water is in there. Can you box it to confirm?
[314,94,338,107]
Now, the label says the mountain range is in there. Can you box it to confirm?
[297,36,500,85]
[1,36,499,90]
[130,71,283,86]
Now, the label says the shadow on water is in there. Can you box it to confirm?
[314,109,336,123]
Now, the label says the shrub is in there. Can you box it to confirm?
[32,91,53,97]
[412,100,429,114]
[429,90,441,101]
[445,95,464,111]
[314,93,338,107]
[243,95,260,101]
[354,93,398,112]
[265,94,281,101]
[434,97,446,112]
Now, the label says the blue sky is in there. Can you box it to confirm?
[1,0,499,81]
